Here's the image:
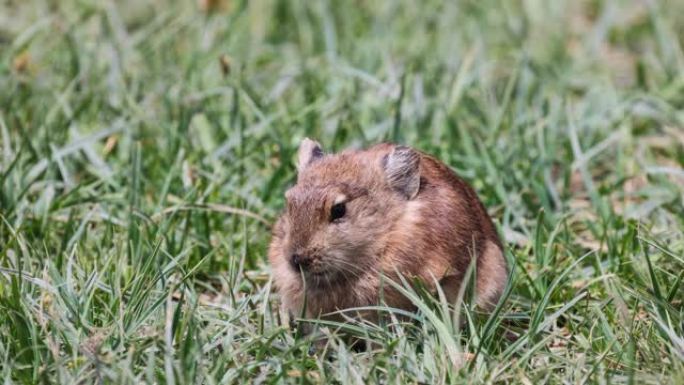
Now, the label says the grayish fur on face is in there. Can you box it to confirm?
[383,146,421,199]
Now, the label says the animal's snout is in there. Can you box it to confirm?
[291,253,312,270]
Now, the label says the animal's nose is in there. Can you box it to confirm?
[291,253,311,270]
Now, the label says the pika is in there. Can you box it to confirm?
[269,139,507,322]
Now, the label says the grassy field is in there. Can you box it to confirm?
[1,0,683,383]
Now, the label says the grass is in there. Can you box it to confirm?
[1,0,683,383]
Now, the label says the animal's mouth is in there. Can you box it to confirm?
[287,252,356,288]
[303,268,330,279]
[301,269,344,288]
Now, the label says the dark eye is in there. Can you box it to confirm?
[330,202,346,222]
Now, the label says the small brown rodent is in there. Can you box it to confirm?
[269,139,507,321]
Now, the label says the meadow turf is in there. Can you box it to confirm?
[1,0,683,383]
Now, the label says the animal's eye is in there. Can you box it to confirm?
[330,202,346,222]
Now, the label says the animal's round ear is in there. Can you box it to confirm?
[382,146,420,199]
[297,138,324,173]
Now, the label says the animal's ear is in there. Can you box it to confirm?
[382,146,421,199]
[297,138,324,172]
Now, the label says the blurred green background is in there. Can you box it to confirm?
[1,0,683,383]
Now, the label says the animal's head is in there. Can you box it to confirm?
[274,138,422,287]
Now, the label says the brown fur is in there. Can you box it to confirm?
[268,141,508,321]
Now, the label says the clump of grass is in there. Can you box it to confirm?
[1,0,683,383]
